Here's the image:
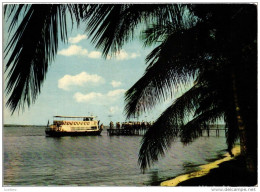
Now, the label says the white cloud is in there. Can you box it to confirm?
[111,80,122,88]
[108,50,140,60]
[107,89,126,97]
[129,52,139,59]
[58,72,105,91]
[109,106,119,114]
[69,34,87,44]
[58,45,102,59]
[74,92,103,103]
[114,50,128,60]
[88,51,102,59]
[73,89,126,104]
[58,45,88,56]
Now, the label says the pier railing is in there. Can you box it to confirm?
[107,128,227,137]
[107,128,147,136]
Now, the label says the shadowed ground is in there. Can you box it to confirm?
[176,156,257,186]
[161,146,257,186]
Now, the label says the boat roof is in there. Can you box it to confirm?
[54,116,96,118]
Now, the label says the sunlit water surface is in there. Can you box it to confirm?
[3,126,227,186]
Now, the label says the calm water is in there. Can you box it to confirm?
[3,126,228,186]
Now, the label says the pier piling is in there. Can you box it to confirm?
[107,122,225,137]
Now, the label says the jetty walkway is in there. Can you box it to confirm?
[106,121,226,136]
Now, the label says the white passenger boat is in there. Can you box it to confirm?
[45,116,103,136]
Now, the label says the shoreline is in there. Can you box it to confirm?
[160,145,241,186]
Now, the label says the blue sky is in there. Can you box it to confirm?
[3,10,179,126]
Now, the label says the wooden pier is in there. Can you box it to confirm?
[107,128,226,137]
[107,129,146,136]
[195,128,225,137]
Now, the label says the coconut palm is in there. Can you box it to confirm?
[124,4,257,173]
[136,63,240,171]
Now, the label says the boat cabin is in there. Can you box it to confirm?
[83,117,94,121]
[53,116,96,121]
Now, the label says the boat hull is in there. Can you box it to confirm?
[45,130,102,137]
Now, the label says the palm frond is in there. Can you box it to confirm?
[180,108,224,144]
[141,5,197,47]
[141,22,177,47]
[125,23,214,119]
[4,4,68,113]
[84,4,183,57]
[4,4,30,34]
[67,4,90,28]
[193,75,223,116]
[138,84,205,171]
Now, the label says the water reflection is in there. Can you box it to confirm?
[148,169,160,186]
[4,151,22,185]
[182,161,200,173]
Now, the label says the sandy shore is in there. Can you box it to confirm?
[160,145,241,186]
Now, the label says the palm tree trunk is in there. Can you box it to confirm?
[231,72,255,173]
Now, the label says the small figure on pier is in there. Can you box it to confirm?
[141,121,146,130]
[110,121,114,129]
[116,122,120,129]
[100,123,104,130]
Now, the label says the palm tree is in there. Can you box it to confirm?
[124,4,257,174]
[4,4,89,113]
[4,4,257,176]
[4,4,180,113]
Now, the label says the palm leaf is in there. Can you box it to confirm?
[125,22,214,119]
[180,108,224,144]
[138,67,236,170]
[84,4,183,57]
[138,84,205,171]
[4,4,68,113]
